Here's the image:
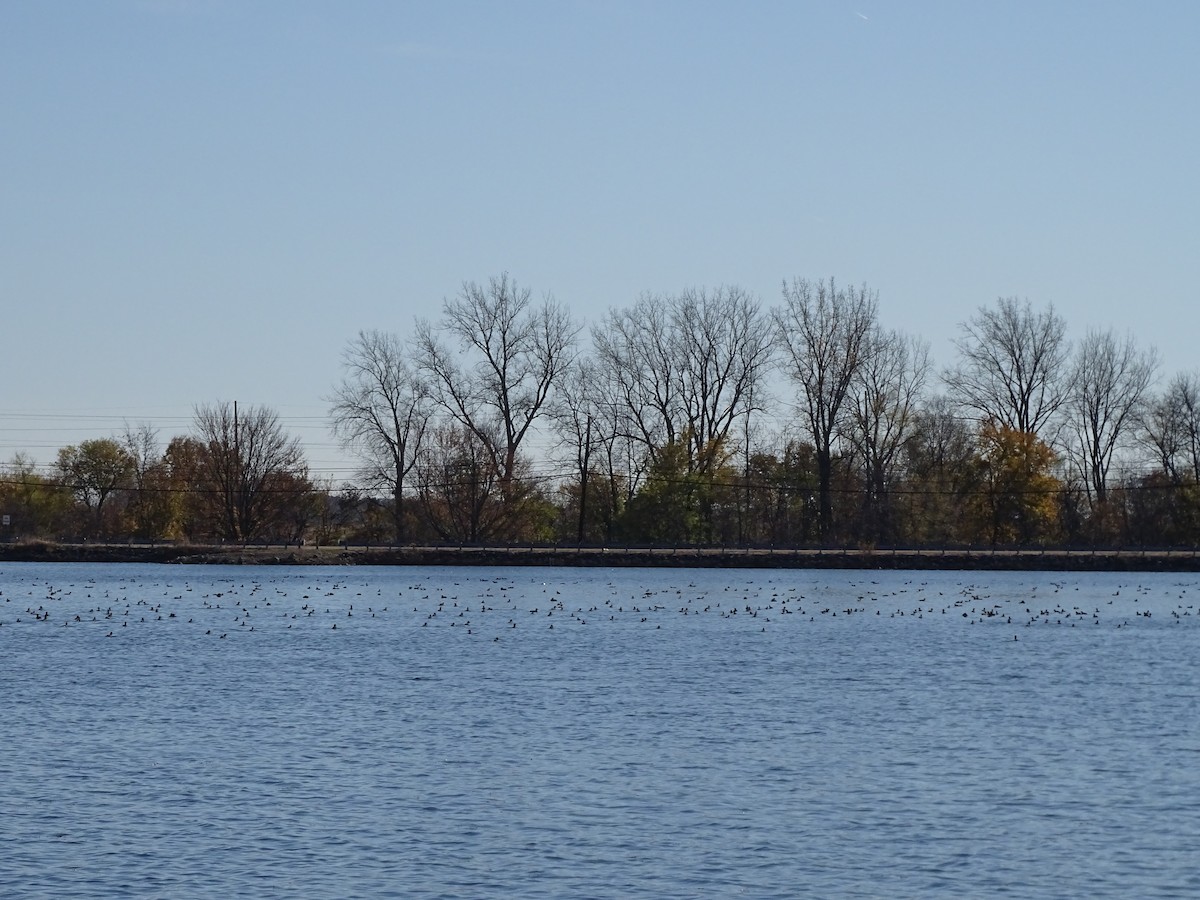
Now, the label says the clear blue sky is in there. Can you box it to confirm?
[3,1,1197,478]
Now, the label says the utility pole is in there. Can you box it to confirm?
[741,387,753,545]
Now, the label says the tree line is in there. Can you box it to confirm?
[4,274,1199,549]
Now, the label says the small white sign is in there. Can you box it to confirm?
[1,515,9,526]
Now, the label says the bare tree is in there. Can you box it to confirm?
[944,297,1069,439]
[329,329,433,542]
[579,357,644,534]
[774,277,878,538]
[193,402,308,541]
[591,294,679,460]
[549,357,603,543]
[592,286,774,473]
[416,274,576,505]
[121,421,176,539]
[122,422,159,478]
[674,286,776,472]
[415,421,507,543]
[1140,372,1200,484]
[1066,329,1158,505]
[845,329,929,540]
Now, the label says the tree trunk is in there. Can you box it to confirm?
[817,447,833,539]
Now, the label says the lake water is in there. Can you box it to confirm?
[2,562,1198,898]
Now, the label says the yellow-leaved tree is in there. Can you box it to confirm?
[971,421,1062,546]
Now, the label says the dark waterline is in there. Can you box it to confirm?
[5,541,1200,571]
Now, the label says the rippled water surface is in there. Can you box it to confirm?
[3,563,1199,898]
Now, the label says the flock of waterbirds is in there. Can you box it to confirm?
[0,567,1195,642]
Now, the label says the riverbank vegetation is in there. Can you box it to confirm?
[4,277,1197,550]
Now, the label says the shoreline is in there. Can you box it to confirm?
[2,542,1199,571]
